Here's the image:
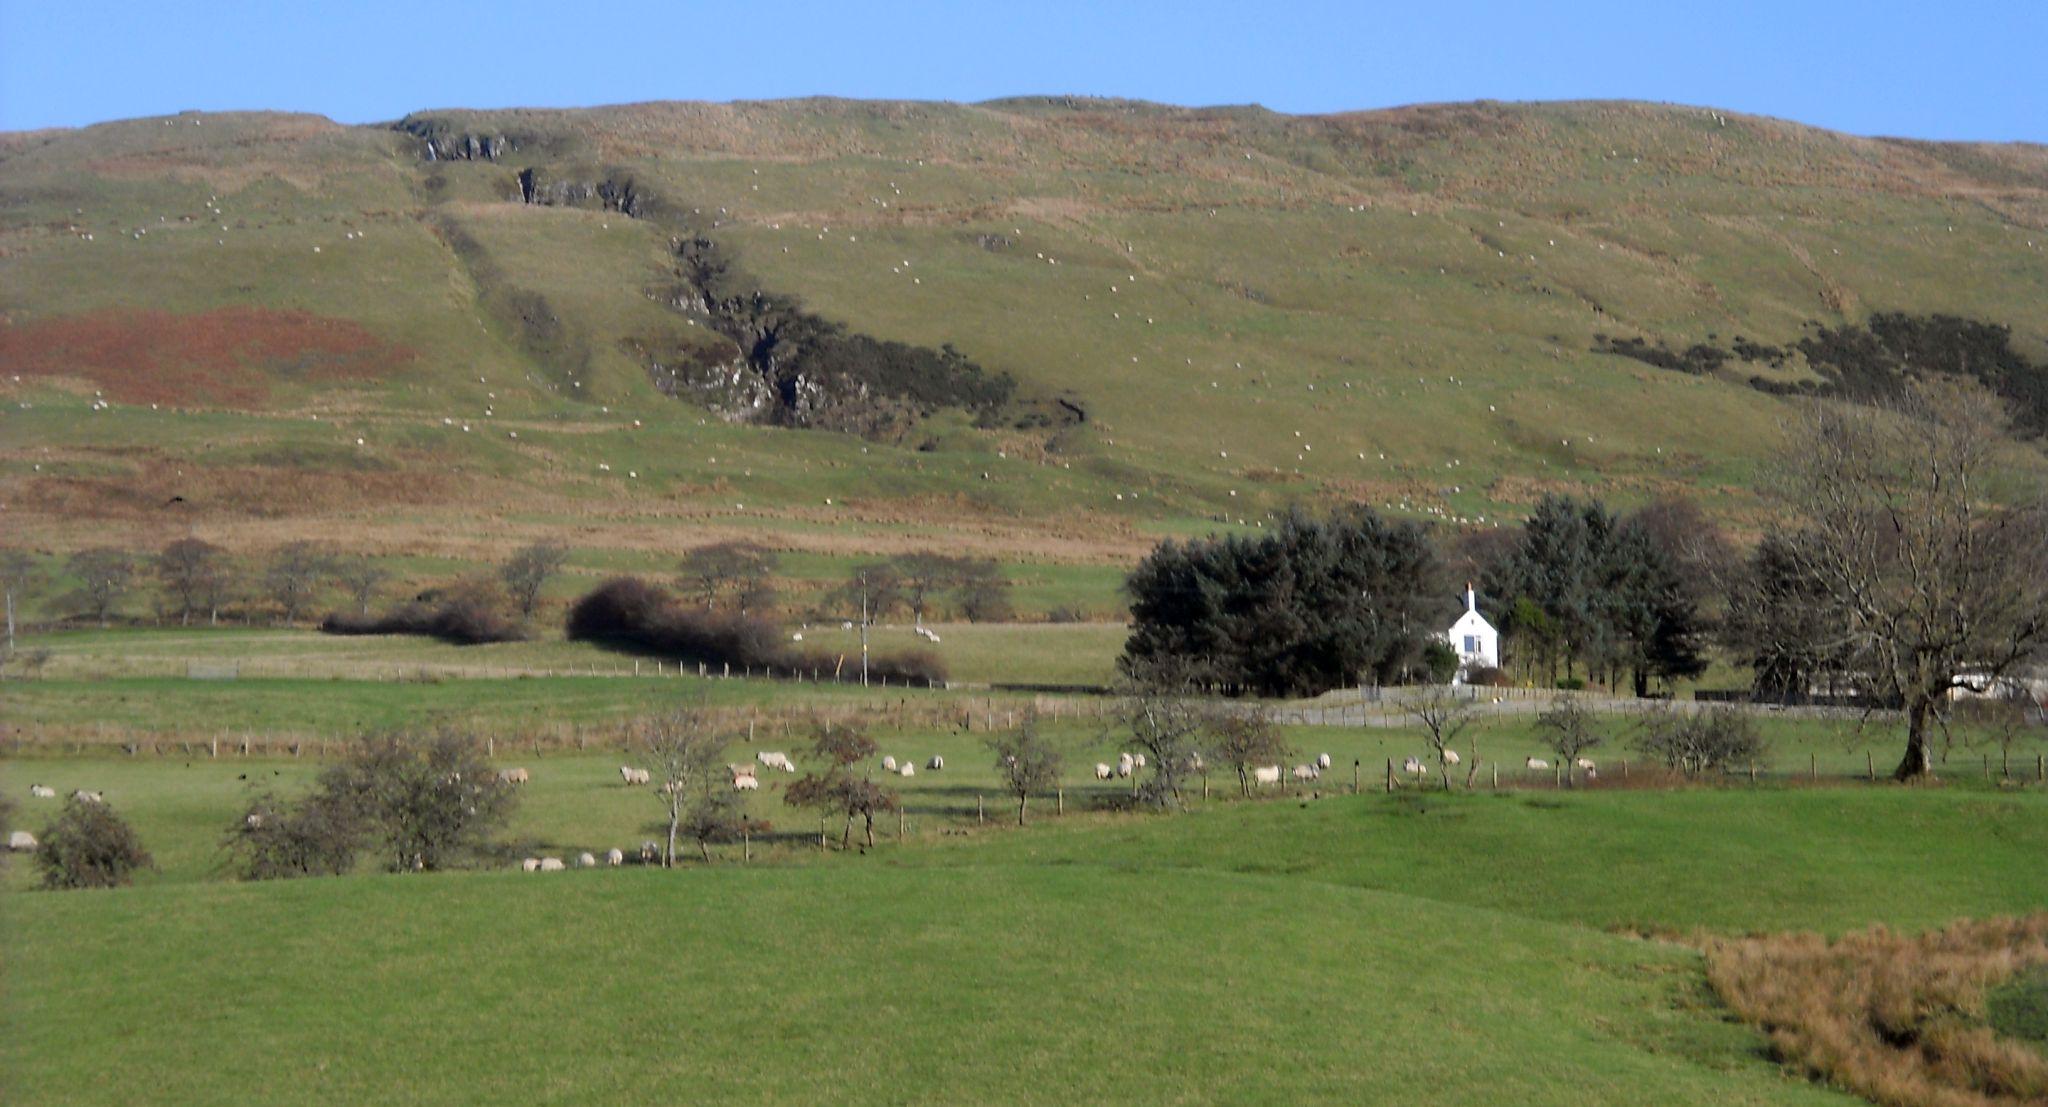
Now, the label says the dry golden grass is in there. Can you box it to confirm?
[1701,914,2048,1106]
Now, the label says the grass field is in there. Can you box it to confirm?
[5,738,2043,1104]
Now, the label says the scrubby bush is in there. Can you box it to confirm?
[321,580,525,645]
[319,730,517,872]
[223,787,364,879]
[566,577,947,683]
[35,799,153,889]
[1462,665,1512,687]
[1633,706,1767,775]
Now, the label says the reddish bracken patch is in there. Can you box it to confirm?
[0,307,414,407]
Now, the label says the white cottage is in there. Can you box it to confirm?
[1444,583,1499,677]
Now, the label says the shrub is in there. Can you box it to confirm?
[222,787,364,879]
[1633,706,1767,775]
[566,577,946,683]
[321,581,525,645]
[1463,665,1512,687]
[316,730,518,872]
[1556,677,1586,691]
[35,799,153,889]
[1045,605,1085,624]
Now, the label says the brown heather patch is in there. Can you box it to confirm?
[0,307,413,407]
[1701,914,2048,1106]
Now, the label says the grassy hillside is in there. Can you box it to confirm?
[4,99,2047,591]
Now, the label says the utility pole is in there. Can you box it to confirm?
[859,571,870,687]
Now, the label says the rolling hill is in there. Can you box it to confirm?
[3,97,2046,589]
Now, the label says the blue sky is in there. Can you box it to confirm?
[3,1,2043,142]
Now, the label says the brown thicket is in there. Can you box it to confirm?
[1702,914,2048,1106]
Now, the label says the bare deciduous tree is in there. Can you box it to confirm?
[264,542,330,625]
[1409,685,1475,775]
[1109,666,1211,808]
[0,548,39,651]
[501,541,570,621]
[1208,709,1290,797]
[68,547,135,628]
[332,556,390,618]
[643,708,727,867]
[1534,696,1602,785]
[156,538,232,626]
[676,542,778,614]
[1768,383,2048,779]
[988,714,1062,824]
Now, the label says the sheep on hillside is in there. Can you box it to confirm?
[538,857,565,872]
[8,831,38,852]
[575,852,597,869]
[640,841,659,863]
[497,767,529,785]
[29,785,56,799]
[1526,757,1551,771]
[606,848,624,866]
[898,764,916,778]
[1315,753,1332,770]
[881,756,898,773]
[926,755,944,771]
[72,790,103,804]
[521,858,542,872]
[1292,764,1321,781]
[619,766,650,786]
[1443,750,1462,766]
[1252,765,1283,787]
[1402,757,1425,775]
[1094,763,1114,780]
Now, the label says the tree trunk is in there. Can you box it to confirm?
[1894,697,1934,780]
[863,814,875,849]
[666,809,679,868]
[1018,793,1028,826]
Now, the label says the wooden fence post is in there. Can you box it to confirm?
[1867,750,1875,781]
[977,795,985,824]
[1056,789,1064,816]
[1385,758,1393,794]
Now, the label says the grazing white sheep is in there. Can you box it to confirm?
[521,858,542,872]
[538,857,566,872]
[1526,757,1551,771]
[8,831,38,852]
[1403,757,1425,775]
[1132,753,1147,769]
[881,756,898,772]
[1188,751,1205,771]
[1094,763,1114,780]
[639,841,659,863]
[757,751,795,772]
[245,813,264,829]
[1315,753,1332,770]
[29,784,56,798]
[72,790,104,804]
[620,766,650,786]
[1443,750,1462,766]
[926,755,944,771]
[1574,758,1596,771]
[732,769,761,792]
[1252,765,1283,787]
[1292,764,1321,781]
[606,848,624,866]
[1116,760,1134,779]
[497,767,529,785]
[898,764,916,778]
[575,852,597,869]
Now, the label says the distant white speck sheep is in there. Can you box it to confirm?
[1443,750,1462,766]
[898,764,916,778]
[538,857,565,872]
[575,852,597,869]
[619,766,650,786]
[1094,763,1114,780]
[1403,757,1425,775]
[72,790,103,804]
[29,784,56,799]
[881,756,898,772]
[640,841,659,864]
[1574,758,1596,771]
[926,755,944,770]
[1252,765,1283,787]
[1315,753,1332,770]
[606,848,624,866]
[521,858,542,872]
[1526,758,1551,771]
[497,767,529,785]
[1292,764,1320,781]
[8,831,38,852]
